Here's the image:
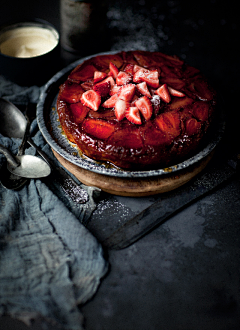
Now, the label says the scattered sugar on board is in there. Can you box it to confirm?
[92,199,133,224]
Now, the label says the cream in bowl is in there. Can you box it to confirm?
[0,21,60,86]
[0,26,59,58]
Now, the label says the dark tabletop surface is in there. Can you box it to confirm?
[0,1,240,329]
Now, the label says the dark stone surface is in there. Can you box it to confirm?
[82,177,240,330]
[0,0,239,329]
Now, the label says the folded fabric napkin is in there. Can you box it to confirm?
[0,75,108,330]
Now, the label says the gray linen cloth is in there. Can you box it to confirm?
[0,76,108,330]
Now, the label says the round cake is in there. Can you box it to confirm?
[56,50,216,170]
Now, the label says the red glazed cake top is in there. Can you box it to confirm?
[57,51,216,170]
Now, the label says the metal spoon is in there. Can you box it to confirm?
[0,98,51,189]
[0,144,51,178]
[0,98,89,203]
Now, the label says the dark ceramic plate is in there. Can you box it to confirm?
[37,51,226,178]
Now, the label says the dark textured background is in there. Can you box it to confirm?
[1,1,240,329]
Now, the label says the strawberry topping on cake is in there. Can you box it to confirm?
[57,50,216,170]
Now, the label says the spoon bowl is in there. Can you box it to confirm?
[0,98,51,189]
[0,98,27,138]
[0,144,51,178]
[7,154,51,178]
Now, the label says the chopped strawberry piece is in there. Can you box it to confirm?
[70,102,89,123]
[69,64,96,81]
[185,118,201,136]
[140,69,159,88]
[114,99,129,120]
[102,93,118,108]
[108,62,119,79]
[93,71,107,83]
[116,71,132,86]
[103,76,115,89]
[135,96,153,121]
[93,79,111,97]
[155,84,171,103]
[133,68,159,88]
[110,84,121,96]
[82,119,115,139]
[123,64,134,76]
[136,82,152,98]
[155,111,181,138]
[125,107,142,125]
[118,84,136,102]
[80,90,101,111]
[168,86,185,97]
[133,65,145,73]
[133,68,148,84]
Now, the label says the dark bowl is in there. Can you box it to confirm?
[0,20,60,86]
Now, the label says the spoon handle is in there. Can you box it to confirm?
[0,144,20,168]
[17,115,30,156]
[27,137,89,204]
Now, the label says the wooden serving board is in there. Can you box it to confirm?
[52,149,215,197]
